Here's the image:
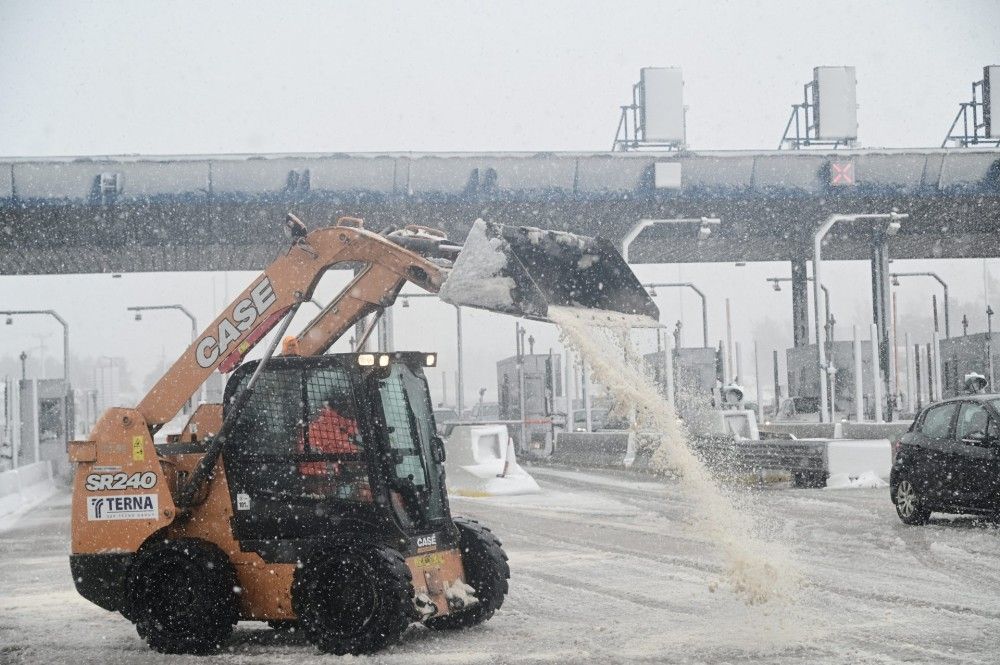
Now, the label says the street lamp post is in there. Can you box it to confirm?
[766,277,832,337]
[890,272,950,338]
[812,213,907,422]
[621,217,722,262]
[2,310,69,383]
[642,282,709,348]
[127,305,198,344]
[128,305,199,407]
[2,309,70,453]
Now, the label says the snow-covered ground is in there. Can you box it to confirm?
[2,467,1000,664]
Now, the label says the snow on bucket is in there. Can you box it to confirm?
[445,424,540,497]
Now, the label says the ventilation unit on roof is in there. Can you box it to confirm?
[778,66,858,150]
[612,67,686,152]
[942,66,1000,147]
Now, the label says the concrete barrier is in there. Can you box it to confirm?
[758,422,837,439]
[760,421,912,441]
[0,461,56,526]
[841,422,911,440]
[552,431,634,468]
[445,425,540,496]
[826,439,891,480]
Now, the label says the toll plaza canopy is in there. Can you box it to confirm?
[0,148,997,274]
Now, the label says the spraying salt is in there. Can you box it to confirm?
[548,305,801,606]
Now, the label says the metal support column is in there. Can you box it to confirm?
[790,257,810,348]
[870,230,894,420]
[853,326,863,422]
[870,323,883,423]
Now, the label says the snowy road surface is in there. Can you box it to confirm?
[3,466,1000,664]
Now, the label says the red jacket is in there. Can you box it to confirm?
[299,407,358,475]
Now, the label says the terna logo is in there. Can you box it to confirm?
[91,497,106,519]
[86,494,158,521]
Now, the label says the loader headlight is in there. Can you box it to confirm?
[425,354,437,367]
[379,354,390,367]
[358,354,376,366]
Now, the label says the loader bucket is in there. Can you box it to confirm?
[439,219,659,323]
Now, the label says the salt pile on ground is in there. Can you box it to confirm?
[549,305,801,606]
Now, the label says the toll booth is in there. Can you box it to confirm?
[644,347,718,398]
[785,342,876,419]
[939,333,1000,398]
[496,354,562,455]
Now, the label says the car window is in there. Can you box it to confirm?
[920,403,958,439]
[955,402,989,441]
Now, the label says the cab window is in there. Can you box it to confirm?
[955,402,989,442]
[920,403,957,439]
[227,365,371,504]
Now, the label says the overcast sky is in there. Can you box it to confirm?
[1,0,998,417]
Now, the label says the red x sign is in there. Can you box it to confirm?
[830,161,855,186]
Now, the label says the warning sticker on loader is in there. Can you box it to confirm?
[87,494,158,521]
[131,436,145,461]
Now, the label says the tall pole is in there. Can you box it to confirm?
[926,343,934,402]
[892,291,900,409]
[891,272,950,338]
[904,332,913,414]
[988,306,995,391]
[455,306,464,416]
[564,348,573,430]
[772,349,781,417]
[853,325,863,422]
[870,323,883,423]
[643,282,708,348]
[753,341,762,418]
[734,341,743,384]
[663,331,675,409]
[933,331,943,399]
[725,299,734,382]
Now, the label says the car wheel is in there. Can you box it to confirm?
[894,478,931,525]
[292,543,414,655]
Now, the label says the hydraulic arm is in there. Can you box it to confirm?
[137,217,450,428]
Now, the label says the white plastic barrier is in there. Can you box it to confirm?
[825,439,891,488]
[445,425,540,496]
[0,461,56,526]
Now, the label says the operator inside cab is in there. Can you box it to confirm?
[299,392,372,502]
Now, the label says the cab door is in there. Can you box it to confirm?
[911,401,960,503]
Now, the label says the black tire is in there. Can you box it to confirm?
[292,543,414,655]
[126,538,238,654]
[426,517,509,630]
[894,477,931,525]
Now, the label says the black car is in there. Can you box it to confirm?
[891,394,1000,525]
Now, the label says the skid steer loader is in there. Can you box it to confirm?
[68,215,656,655]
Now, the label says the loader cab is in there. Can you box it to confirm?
[220,352,453,556]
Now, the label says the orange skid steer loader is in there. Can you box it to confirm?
[68,215,656,655]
